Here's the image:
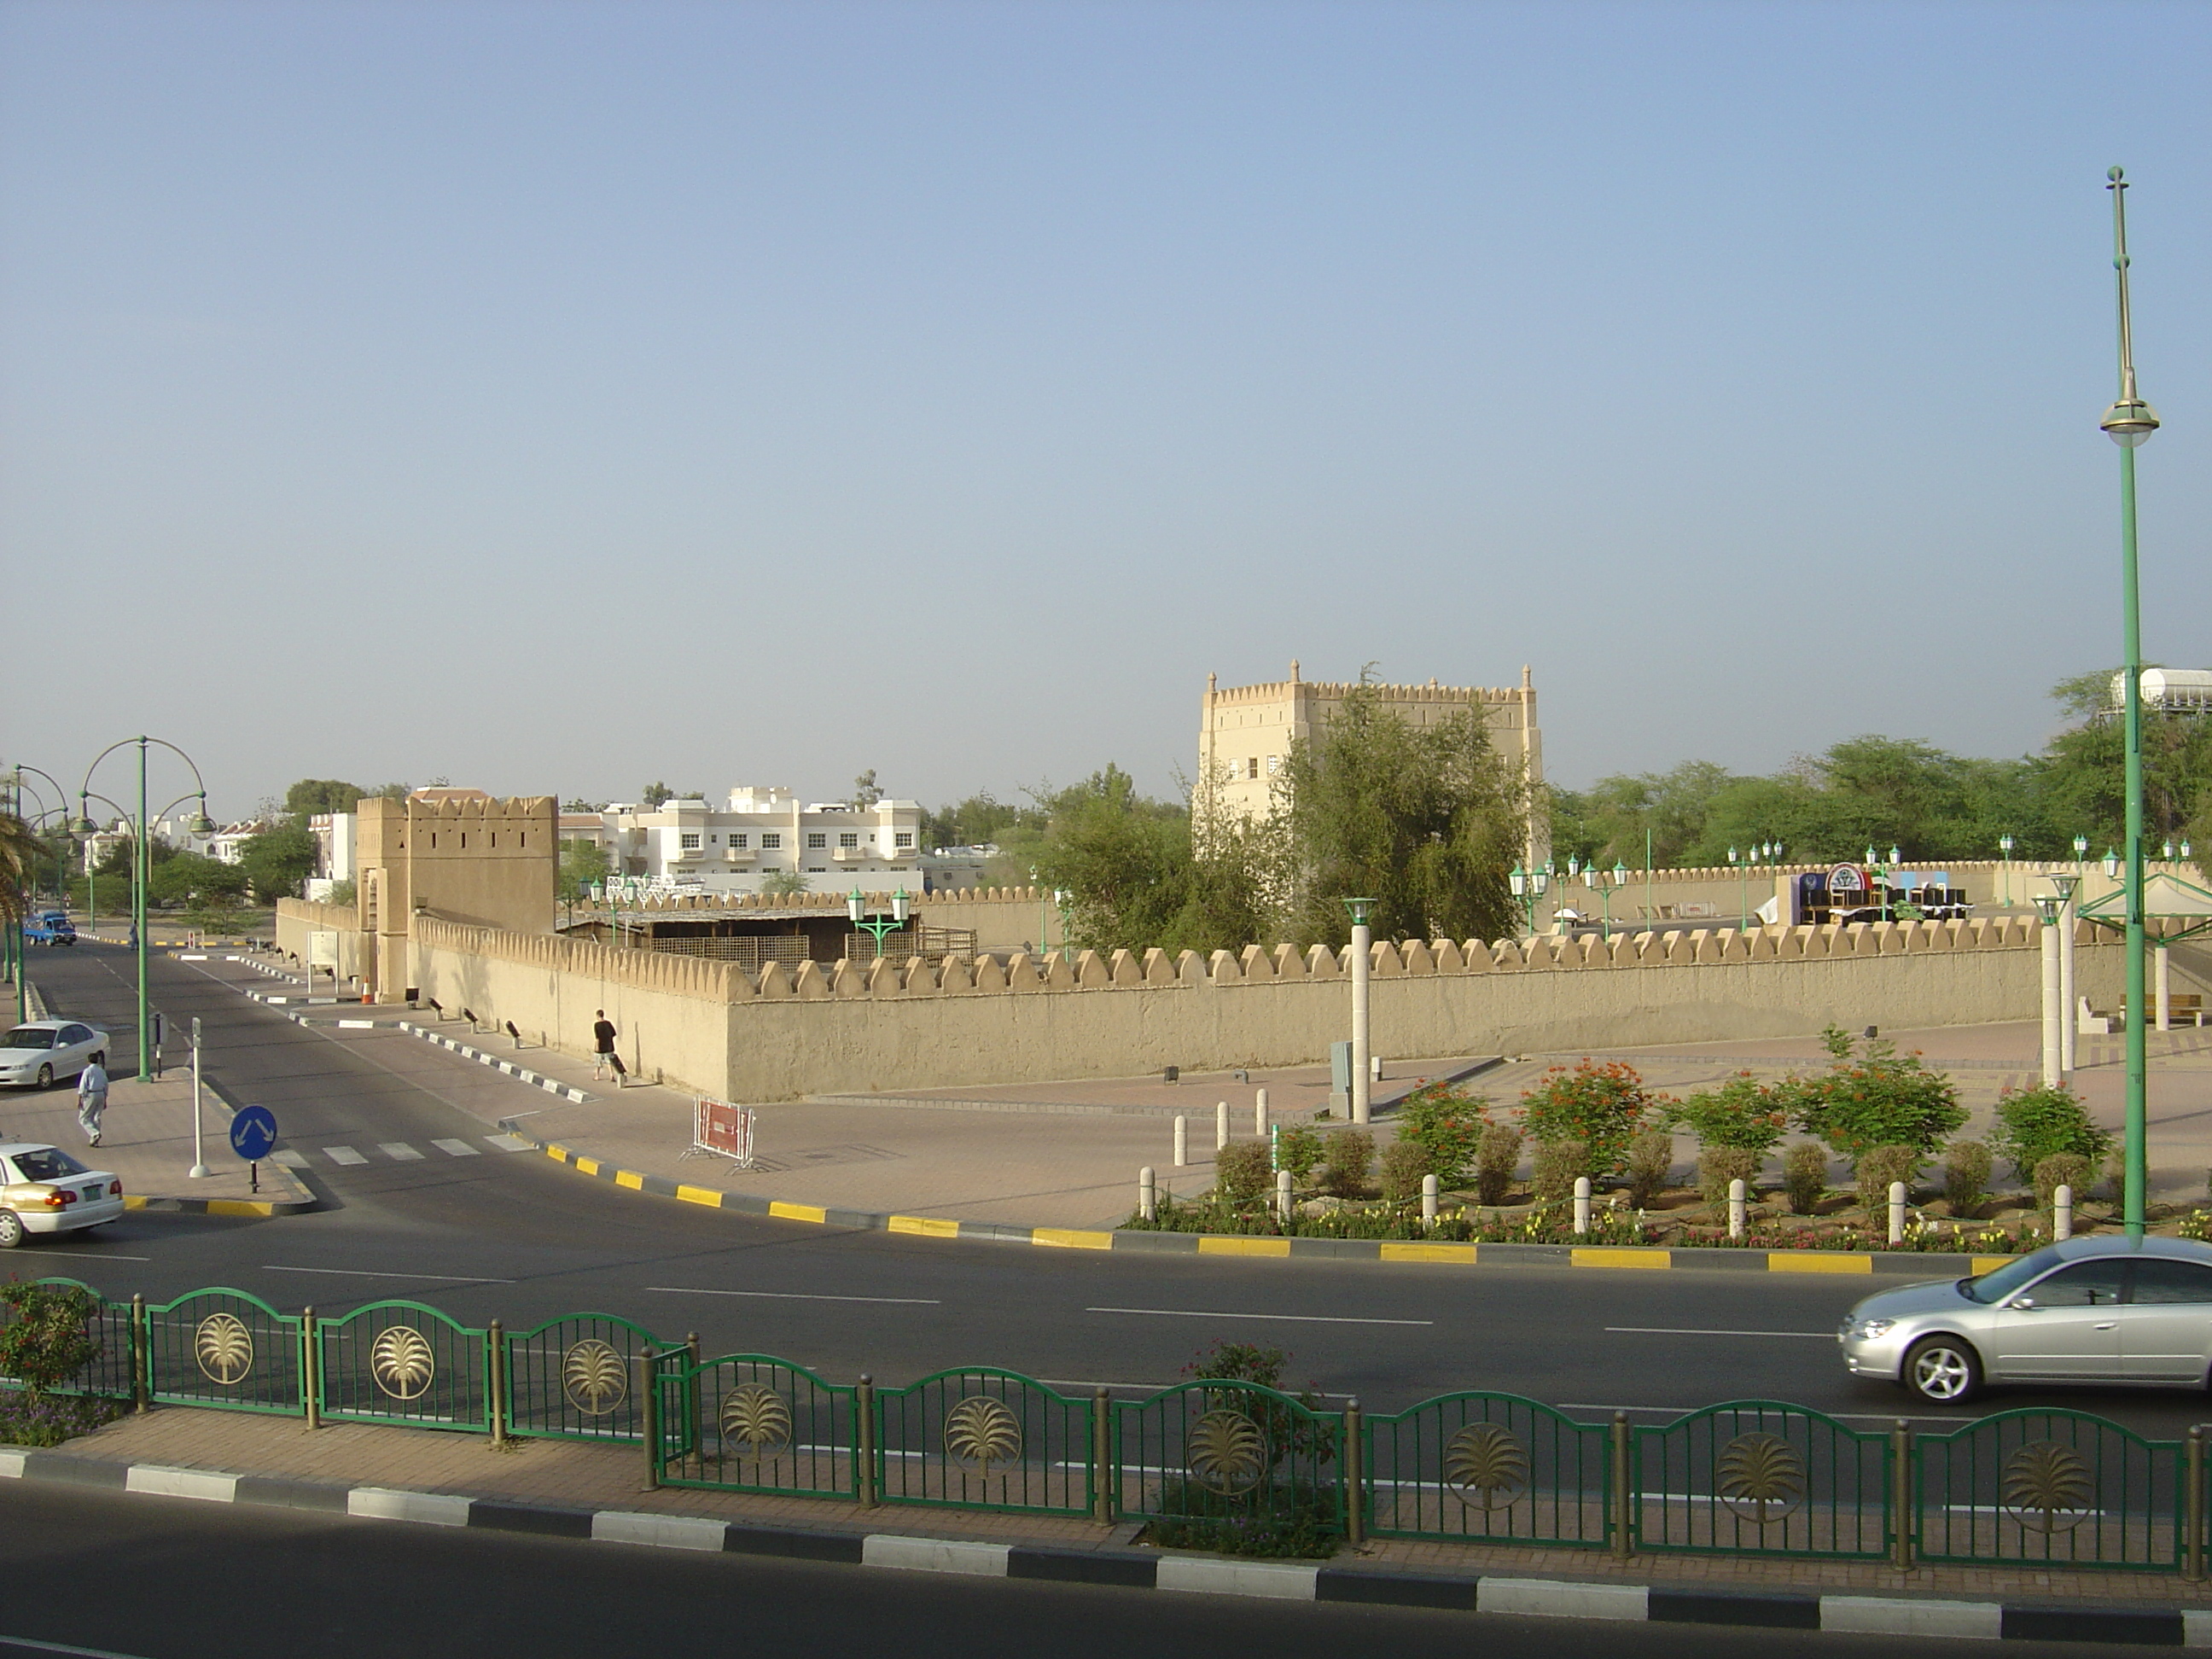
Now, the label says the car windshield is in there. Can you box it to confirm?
[1,1028,55,1050]
[1961,1247,2064,1304]
[11,1148,89,1182]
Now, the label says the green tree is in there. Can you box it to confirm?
[851,770,882,808]
[1027,765,1205,954]
[639,782,678,807]
[148,852,250,909]
[760,868,811,897]
[282,778,365,816]
[237,823,318,902]
[557,838,609,903]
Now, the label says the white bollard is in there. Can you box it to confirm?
[1422,1172,1439,1225]
[2054,1182,2074,1241]
[1350,922,1371,1126]
[1139,1166,1157,1222]
[1173,1115,1188,1168]
[1573,1176,1592,1235]
[2157,945,2173,1033]
[1888,1180,1907,1246]
[1254,1091,1267,1137]
[2040,921,2064,1086]
[1216,1100,1230,1150]
[2060,895,2078,1073]
[1727,1177,1747,1240]
[1370,1055,1382,1082]
[1276,1168,1294,1223]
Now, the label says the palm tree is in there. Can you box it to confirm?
[0,812,44,926]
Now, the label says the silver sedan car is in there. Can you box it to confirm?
[1841,1236,2212,1403]
[0,1021,109,1090]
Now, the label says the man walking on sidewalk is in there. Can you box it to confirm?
[592,1010,618,1082]
[76,1059,109,1147]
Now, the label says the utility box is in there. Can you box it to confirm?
[1328,1040,1353,1114]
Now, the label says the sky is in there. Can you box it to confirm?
[4,0,2209,823]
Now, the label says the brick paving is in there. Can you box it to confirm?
[0,1070,309,1208]
[55,1406,2212,1606]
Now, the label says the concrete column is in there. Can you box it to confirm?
[1727,1178,1747,1240]
[2054,1183,2074,1241]
[1254,1091,1267,1137]
[2041,923,2064,1087]
[2060,898,2078,1073]
[1173,1115,1187,1167]
[1138,1167,1156,1222]
[1274,1168,1293,1223]
[1215,1100,1229,1150]
[1572,1175,1592,1236]
[1888,1181,1907,1246]
[1350,923,1371,1126]
[1421,1173,1438,1225]
[2157,945,2172,1033]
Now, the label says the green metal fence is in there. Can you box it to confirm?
[1917,1408,2184,1571]
[653,1353,859,1499]
[1631,1401,1895,1562]
[144,1288,302,1415]
[1114,1380,1345,1544]
[24,1278,137,1402]
[875,1368,1093,1517]
[1364,1390,1610,1547]
[317,1300,490,1432]
[504,1313,661,1443]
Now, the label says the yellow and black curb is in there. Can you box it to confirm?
[121,1193,309,1220]
[504,1119,2011,1278]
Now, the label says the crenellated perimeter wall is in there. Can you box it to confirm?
[405,914,2199,1103]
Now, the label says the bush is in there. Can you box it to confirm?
[1789,1027,1966,1158]
[1697,1144,1759,1206]
[1671,1073,1790,1155]
[1944,1140,1994,1213]
[1782,1142,1831,1214]
[1214,1141,1274,1208]
[1475,1123,1522,1206]
[0,1280,100,1398]
[1531,1139,1588,1202]
[1854,1144,1923,1215]
[1624,1130,1674,1208]
[1990,1084,2113,1184]
[1273,1125,1324,1185]
[1393,1083,1489,1187]
[1517,1060,1660,1175]
[2034,1153,2093,1213]
[1379,1139,1431,1205]
[1318,1128,1373,1198]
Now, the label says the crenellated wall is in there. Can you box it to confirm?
[404,912,2204,1104]
[273,899,365,980]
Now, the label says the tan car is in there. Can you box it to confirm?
[0,1143,125,1247]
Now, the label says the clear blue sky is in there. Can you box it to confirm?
[5,1,2208,820]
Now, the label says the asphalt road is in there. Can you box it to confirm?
[0,1481,2134,1659]
[15,946,2212,1438]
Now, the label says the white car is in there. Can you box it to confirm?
[0,1143,125,1246]
[0,1021,109,1090]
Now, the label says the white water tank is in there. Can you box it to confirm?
[2112,668,2212,712]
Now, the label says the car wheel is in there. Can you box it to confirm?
[34,1064,52,1090]
[1903,1336,1982,1404]
[0,1212,23,1249]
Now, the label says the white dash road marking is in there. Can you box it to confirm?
[323,1146,369,1166]
[1558,1403,1973,1423]
[269,1150,309,1168]
[26,1250,151,1263]
[262,1266,515,1284]
[645,1286,941,1306]
[431,1138,480,1156]
[378,1143,425,1161]
[484,1134,532,1151]
[0,1635,157,1658]
[1087,1307,1433,1326]
[1604,1327,1837,1339]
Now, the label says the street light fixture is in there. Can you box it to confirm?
[845,887,912,960]
[1999,835,2016,905]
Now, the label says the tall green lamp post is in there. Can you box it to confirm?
[1506,863,1548,935]
[2101,166,2161,1237]
[76,738,212,1080]
[1999,835,2015,905]
[1343,896,1377,1126]
[845,887,911,960]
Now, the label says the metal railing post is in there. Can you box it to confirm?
[637,1353,660,1490]
[1610,1412,1633,1559]
[858,1374,878,1508]
[1342,1399,1365,1547]
[130,1293,148,1413]
[2187,1425,2206,1581]
[1890,1420,1914,1571]
[301,1307,321,1429]
[487,1321,507,1446]
[1091,1389,1114,1525]
[686,1331,702,1465]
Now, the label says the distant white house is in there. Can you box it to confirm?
[573,787,923,896]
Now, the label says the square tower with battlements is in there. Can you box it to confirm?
[1199,662,1545,865]
[353,791,557,998]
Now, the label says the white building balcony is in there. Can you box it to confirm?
[722,847,757,864]
[831,846,871,864]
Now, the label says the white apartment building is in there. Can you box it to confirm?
[589,787,923,896]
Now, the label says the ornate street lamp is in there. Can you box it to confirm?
[845,887,912,960]
[1343,896,1377,1126]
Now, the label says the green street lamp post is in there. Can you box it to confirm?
[1585,860,1628,941]
[1506,863,1549,935]
[6,767,70,1022]
[77,738,212,1081]
[845,887,911,960]
[1999,835,2016,905]
[2103,166,2161,1237]
[1343,896,1377,1126]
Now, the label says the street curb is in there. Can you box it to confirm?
[393,1022,597,1105]
[496,1119,2017,1277]
[0,1447,2201,1641]
[120,1192,313,1219]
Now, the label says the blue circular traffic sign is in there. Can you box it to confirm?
[230,1105,277,1162]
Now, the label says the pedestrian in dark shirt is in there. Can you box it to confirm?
[592,1010,620,1082]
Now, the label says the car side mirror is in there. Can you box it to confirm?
[2007,1296,2038,1311]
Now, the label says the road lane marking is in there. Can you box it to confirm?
[431,1138,480,1156]
[323,1146,368,1166]
[269,1150,309,1168]
[262,1266,515,1284]
[1038,1377,1359,1399]
[485,1134,532,1151]
[26,1250,151,1262]
[645,1286,940,1305]
[1087,1307,1432,1326]
[1560,1402,1973,1423]
[1604,1327,1836,1339]
[0,1635,156,1658]
[378,1143,425,1161]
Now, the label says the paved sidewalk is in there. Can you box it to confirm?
[0,1070,311,1213]
[42,1405,2212,1610]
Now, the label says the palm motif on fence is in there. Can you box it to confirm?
[1364,1392,1610,1545]
[655,1354,857,1500]
[317,1301,489,1430]
[875,1368,1091,1516]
